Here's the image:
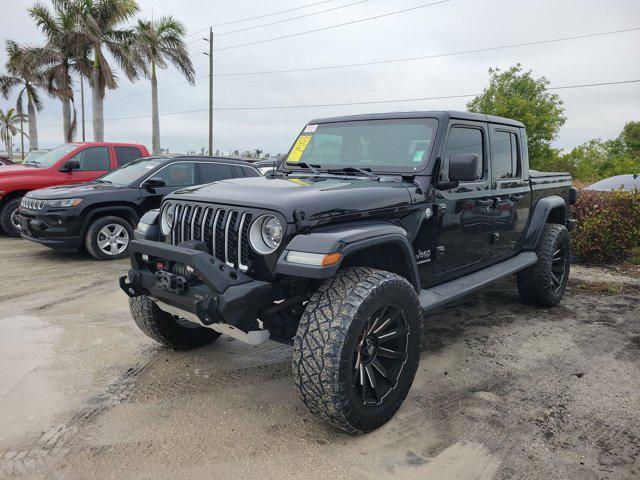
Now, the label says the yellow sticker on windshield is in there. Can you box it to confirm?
[287,135,312,163]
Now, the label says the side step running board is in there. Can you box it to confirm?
[419,252,538,313]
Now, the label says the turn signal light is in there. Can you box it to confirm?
[286,251,342,267]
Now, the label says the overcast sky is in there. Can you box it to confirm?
[1,0,639,154]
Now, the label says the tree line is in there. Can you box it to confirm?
[0,0,194,158]
[467,64,639,182]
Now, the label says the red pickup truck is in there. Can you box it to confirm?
[0,142,149,236]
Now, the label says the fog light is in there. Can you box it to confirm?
[286,251,342,267]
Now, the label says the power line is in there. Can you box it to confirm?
[185,0,335,38]
[213,0,371,38]
[38,78,638,127]
[213,26,640,75]
[212,0,451,52]
[119,27,640,102]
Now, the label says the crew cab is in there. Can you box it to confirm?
[119,111,576,434]
[19,156,259,259]
[0,142,149,236]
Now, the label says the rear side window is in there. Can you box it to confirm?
[115,146,142,166]
[442,126,484,180]
[154,162,196,187]
[492,131,521,181]
[72,146,110,171]
[199,163,233,183]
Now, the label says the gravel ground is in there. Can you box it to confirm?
[0,236,638,480]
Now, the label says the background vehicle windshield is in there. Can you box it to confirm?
[288,118,439,172]
[24,144,78,167]
[96,158,165,186]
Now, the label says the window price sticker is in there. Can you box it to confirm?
[287,135,312,162]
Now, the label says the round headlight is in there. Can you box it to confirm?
[250,215,283,254]
[160,203,175,236]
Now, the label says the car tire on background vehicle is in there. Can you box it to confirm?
[0,197,24,237]
[85,216,134,260]
[130,296,221,349]
[292,267,423,434]
[517,223,571,307]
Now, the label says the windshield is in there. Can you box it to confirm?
[24,144,78,167]
[95,157,165,186]
[24,150,50,163]
[286,118,439,173]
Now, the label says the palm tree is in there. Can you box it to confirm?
[0,108,27,160]
[134,17,194,154]
[75,0,141,141]
[254,148,263,158]
[29,0,90,142]
[0,41,44,152]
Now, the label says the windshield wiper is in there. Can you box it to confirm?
[287,162,322,175]
[327,166,378,178]
[95,179,112,184]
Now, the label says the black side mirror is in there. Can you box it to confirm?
[141,177,166,189]
[448,154,479,182]
[60,159,80,172]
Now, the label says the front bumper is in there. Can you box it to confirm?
[19,213,82,252]
[120,240,271,333]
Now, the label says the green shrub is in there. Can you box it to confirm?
[572,189,640,263]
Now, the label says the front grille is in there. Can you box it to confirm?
[21,197,45,210]
[168,202,254,272]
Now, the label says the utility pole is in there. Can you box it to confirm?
[208,27,213,156]
[80,75,86,141]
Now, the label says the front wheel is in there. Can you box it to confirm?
[517,223,570,307]
[0,197,23,237]
[130,296,221,349]
[85,216,134,260]
[292,268,423,434]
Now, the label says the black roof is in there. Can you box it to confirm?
[164,155,257,166]
[309,110,524,128]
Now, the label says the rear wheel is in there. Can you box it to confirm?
[0,197,23,237]
[517,223,570,306]
[292,268,423,434]
[85,216,133,260]
[130,296,221,349]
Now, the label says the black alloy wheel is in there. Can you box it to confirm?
[352,303,409,406]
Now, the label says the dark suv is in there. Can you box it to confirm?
[120,111,576,434]
[20,156,259,259]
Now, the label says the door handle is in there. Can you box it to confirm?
[510,194,525,201]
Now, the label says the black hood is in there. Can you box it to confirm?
[166,175,413,223]
[27,182,129,200]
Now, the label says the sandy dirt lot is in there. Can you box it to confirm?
[0,236,638,480]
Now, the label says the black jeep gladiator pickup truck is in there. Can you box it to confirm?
[120,111,576,434]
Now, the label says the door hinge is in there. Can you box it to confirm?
[490,232,500,244]
[435,245,446,260]
[294,209,310,234]
[435,203,447,216]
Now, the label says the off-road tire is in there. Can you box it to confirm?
[517,223,570,307]
[85,216,134,260]
[293,267,423,434]
[130,296,221,349]
[0,197,23,237]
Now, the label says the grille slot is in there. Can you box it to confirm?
[170,202,255,272]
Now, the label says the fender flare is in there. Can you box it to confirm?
[275,221,420,291]
[523,195,567,250]
[80,205,140,238]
